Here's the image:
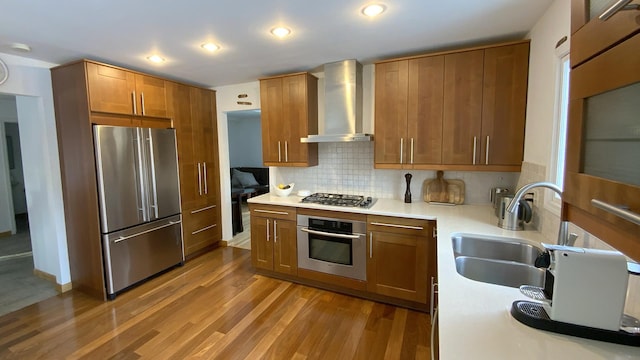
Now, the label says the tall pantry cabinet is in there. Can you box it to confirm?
[51,60,221,299]
[167,83,222,257]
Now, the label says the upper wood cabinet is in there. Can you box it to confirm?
[259,72,318,167]
[480,43,529,166]
[442,50,484,166]
[374,60,409,166]
[563,31,640,262]
[86,62,168,118]
[570,0,640,67]
[374,57,444,168]
[374,40,529,171]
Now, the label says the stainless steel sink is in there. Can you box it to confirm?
[452,233,543,264]
[451,233,545,288]
[454,256,545,288]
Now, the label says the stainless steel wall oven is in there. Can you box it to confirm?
[296,213,367,281]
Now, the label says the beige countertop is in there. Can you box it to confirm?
[248,193,640,359]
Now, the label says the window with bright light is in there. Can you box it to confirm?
[548,50,570,210]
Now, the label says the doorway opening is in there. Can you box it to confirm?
[226,109,265,250]
[0,96,57,316]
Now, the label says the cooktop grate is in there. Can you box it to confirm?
[301,193,375,208]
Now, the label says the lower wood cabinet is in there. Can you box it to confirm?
[367,215,436,304]
[249,204,297,275]
[182,204,220,256]
[247,204,437,310]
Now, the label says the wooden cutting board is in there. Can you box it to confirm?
[423,171,465,205]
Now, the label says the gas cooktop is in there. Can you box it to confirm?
[300,193,376,208]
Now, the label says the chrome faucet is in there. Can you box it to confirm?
[506,181,577,246]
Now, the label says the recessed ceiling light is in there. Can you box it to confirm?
[147,55,165,63]
[201,43,220,52]
[270,27,291,38]
[362,4,386,17]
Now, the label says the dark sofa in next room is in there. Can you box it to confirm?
[230,167,269,234]
[230,167,269,195]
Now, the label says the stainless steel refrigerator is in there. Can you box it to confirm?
[93,125,183,299]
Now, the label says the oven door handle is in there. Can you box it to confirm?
[300,227,362,239]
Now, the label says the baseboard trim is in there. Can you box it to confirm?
[0,230,11,238]
[220,240,229,247]
[33,268,73,293]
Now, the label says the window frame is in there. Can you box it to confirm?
[546,41,570,215]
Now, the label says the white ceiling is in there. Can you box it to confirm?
[0,0,553,88]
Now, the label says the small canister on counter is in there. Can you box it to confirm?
[490,187,510,209]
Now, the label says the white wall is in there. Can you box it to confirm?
[227,112,263,168]
[523,0,570,167]
[0,52,70,286]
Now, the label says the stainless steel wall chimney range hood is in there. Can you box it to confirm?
[300,59,373,143]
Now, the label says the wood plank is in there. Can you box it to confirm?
[0,247,433,358]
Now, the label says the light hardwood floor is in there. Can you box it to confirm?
[227,203,251,250]
[0,247,433,359]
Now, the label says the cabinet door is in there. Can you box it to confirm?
[408,56,444,166]
[367,216,433,304]
[564,33,640,261]
[260,77,283,164]
[442,50,484,165]
[281,74,308,164]
[86,62,136,115]
[374,60,408,167]
[480,43,529,166]
[571,0,640,66]
[191,87,218,206]
[135,75,168,117]
[251,216,274,271]
[367,230,428,303]
[169,83,201,211]
[273,219,297,275]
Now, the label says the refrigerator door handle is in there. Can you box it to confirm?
[147,128,159,219]
[114,220,181,243]
[134,128,149,221]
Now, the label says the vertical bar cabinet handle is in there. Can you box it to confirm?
[410,138,414,164]
[203,162,208,195]
[273,220,278,243]
[278,141,282,162]
[472,136,477,165]
[132,91,137,115]
[140,92,146,116]
[266,219,270,242]
[197,162,202,196]
[485,135,490,165]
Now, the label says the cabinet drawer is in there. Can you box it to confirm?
[249,204,296,221]
[367,215,431,237]
[184,204,217,234]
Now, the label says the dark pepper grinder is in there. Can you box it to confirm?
[404,173,412,203]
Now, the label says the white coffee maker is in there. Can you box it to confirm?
[541,244,629,331]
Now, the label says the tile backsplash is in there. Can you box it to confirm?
[272,142,518,204]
